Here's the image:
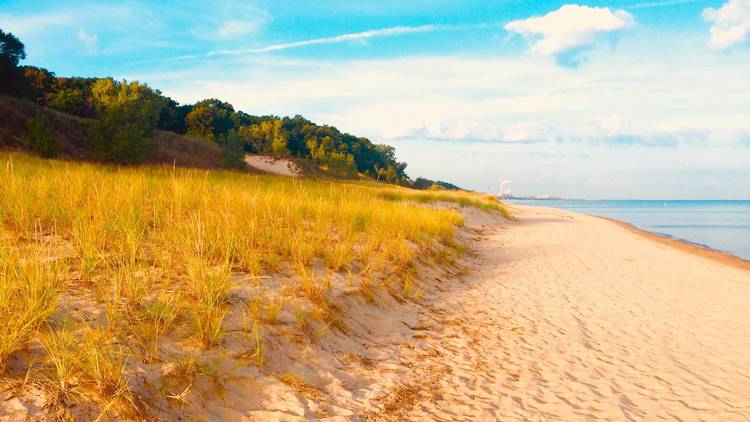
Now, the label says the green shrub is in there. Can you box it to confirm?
[88,106,154,164]
[222,129,247,170]
[21,115,60,158]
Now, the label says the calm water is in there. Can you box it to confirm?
[509,200,750,260]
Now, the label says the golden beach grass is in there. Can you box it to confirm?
[0,151,504,419]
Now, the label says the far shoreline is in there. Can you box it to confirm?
[507,203,750,273]
[601,216,750,272]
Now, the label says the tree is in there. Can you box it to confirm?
[270,120,289,156]
[0,29,26,95]
[413,177,461,191]
[22,115,60,158]
[221,129,247,170]
[158,98,191,134]
[19,66,55,103]
[88,78,167,164]
[47,88,86,115]
[186,107,215,140]
[323,151,357,177]
[185,99,236,141]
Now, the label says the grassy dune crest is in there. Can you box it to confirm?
[0,152,504,419]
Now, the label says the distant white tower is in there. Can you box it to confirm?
[500,180,510,201]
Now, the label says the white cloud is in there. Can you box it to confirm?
[217,20,262,39]
[215,6,271,39]
[397,122,549,143]
[188,3,271,40]
[77,29,98,49]
[505,5,634,66]
[703,0,750,49]
[590,116,710,146]
[0,11,74,36]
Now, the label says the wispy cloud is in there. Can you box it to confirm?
[155,23,498,63]
[214,25,437,55]
[190,4,272,40]
[77,29,98,50]
[0,11,74,36]
[627,0,700,9]
[216,20,263,39]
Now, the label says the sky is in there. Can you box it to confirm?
[1,0,749,198]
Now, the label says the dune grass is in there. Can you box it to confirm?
[0,151,505,417]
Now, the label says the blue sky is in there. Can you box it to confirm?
[2,0,749,198]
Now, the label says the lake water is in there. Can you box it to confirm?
[509,200,750,260]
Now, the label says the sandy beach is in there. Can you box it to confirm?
[362,204,750,420]
[292,204,750,421]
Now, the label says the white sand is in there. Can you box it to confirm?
[370,204,750,420]
[244,155,301,177]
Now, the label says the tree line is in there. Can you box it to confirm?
[1,29,457,188]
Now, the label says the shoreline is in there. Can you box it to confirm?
[599,216,750,272]
[507,203,750,273]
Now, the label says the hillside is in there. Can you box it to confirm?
[0,96,230,169]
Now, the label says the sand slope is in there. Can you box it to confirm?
[384,204,750,420]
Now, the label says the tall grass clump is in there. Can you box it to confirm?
[0,248,60,370]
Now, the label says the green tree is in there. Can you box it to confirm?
[324,151,357,177]
[47,88,86,115]
[186,107,215,140]
[21,115,60,158]
[158,98,191,134]
[50,76,98,118]
[0,29,26,95]
[270,120,290,156]
[222,129,247,170]
[185,99,236,141]
[19,66,55,102]
[88,78,167,164]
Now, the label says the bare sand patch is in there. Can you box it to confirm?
[244,155,301,177]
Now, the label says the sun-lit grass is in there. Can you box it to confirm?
[0,151,505,417]
[0,247,60,370]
